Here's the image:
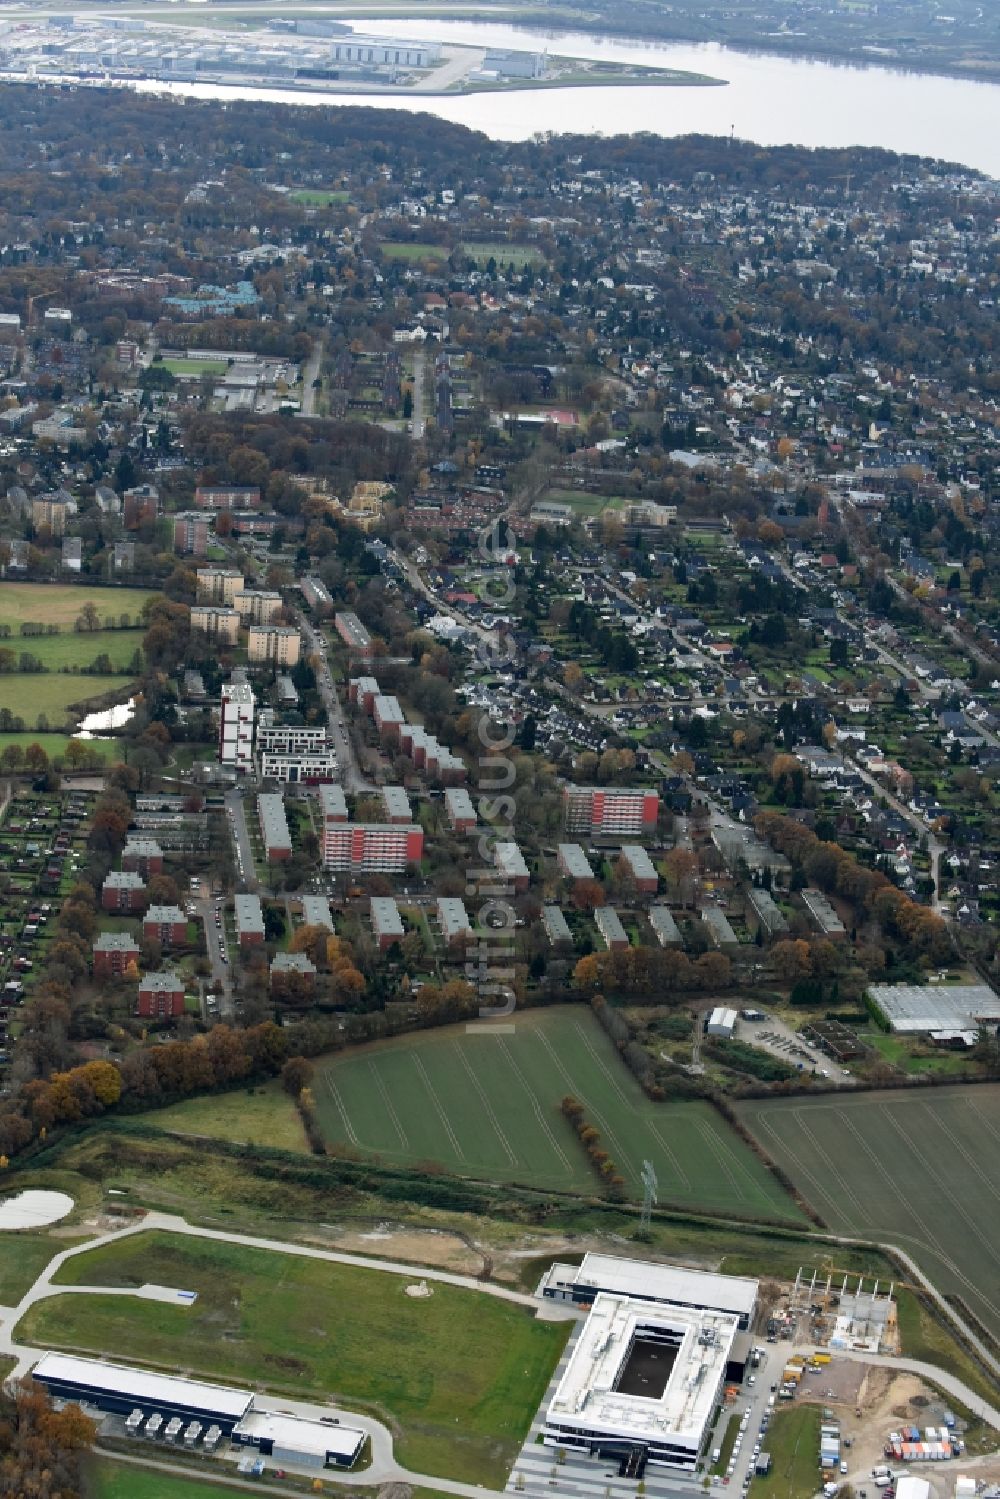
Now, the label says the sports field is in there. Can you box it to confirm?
[736,1085,1000,1339]
[26,1229,569,1485]
[160,357,228,377]
[314,1008,803,1220]
[0,675,132,728]
[290,187,349,206]
[461,240,543,268]
[0,584,154,632]
[380,241,449,262]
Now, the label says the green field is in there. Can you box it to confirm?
[0,732,118,762]
[736,1085,1000,1338]
[290,188,349,206]
[0,585,154,632]
[0,675,133,728]
[461,240,544,268]
[85,1457,452,1499]
[750,1405,821,1499]
[160,358,229,377]
[26,1230,569,1485]
[7,629,144,672]
[379,241,449,262]
[314,1008,803,1220]
[145,1082,309,1153]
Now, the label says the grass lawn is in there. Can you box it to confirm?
[750,1404,821,1499]
[0,675,133,728]
[14,629,144,672]
[0,585,154,632]
[85,1458,454,1499]
[736,1085,1000,1340]
[0,1231,67,1303]
[313,1007,804,1220]
[0,732,118,762]
[160,358,229,377]
[895,1287,998,1408]
[30,1230,570,1486]
[379,241,449,262]
[144,1082,308,1153]
[290,188,349,205]
[460,240,543,268]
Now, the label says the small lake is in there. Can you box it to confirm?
[75,697,136,738]
[129,16,1000,175]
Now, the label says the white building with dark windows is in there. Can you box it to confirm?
[219,679,255,773]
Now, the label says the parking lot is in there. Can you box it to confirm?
[746,1013,857,1086]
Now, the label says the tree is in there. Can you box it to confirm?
[281,1055,314,1097]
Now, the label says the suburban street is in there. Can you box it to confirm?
[298,614,373,792]
[411,343,426,438]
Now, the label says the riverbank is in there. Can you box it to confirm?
[98,0,1000,86]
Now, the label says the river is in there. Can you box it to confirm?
[129,16,1000,175]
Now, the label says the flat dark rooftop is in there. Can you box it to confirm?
[613,1338,678,1400]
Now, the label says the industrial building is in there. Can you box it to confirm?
[540,1254,758,1329]
[31,1353,365,1469]
[866,981,1000,1036]
[706,1006,737,1040]
[563,785,659,838]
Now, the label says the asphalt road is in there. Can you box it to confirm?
[298,615,373,792]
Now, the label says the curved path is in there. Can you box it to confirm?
[0,1209,577,1497]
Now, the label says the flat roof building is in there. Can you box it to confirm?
[373,694,405,740]
[595,905,628,950]
[334,610,373,656]
[190,605,241,645]
[318,783,348,822]
[542,1293,739,1472]
[299,895,334,932]
[232,1409,365,1471]
[370,895,404,948]
[867,981,1000,1034]
[747,885,789,938]
[248,625,300,667]
[540,1253,758,1327]
[619,844,659,894]
[543,905,573,946]
[494,841,530,892]
[381,784,411,823]
[564,784,659,838]
[444,786,476,831]
[234,893,265,946]
[701,905,739,953]
[258,793,292,861]
[706,1006,738,1039]
[437,897,471,944]
[800,887,847,938]
[648,905,682,948]
[557,842,595,884]
[32,1354,252,1433]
